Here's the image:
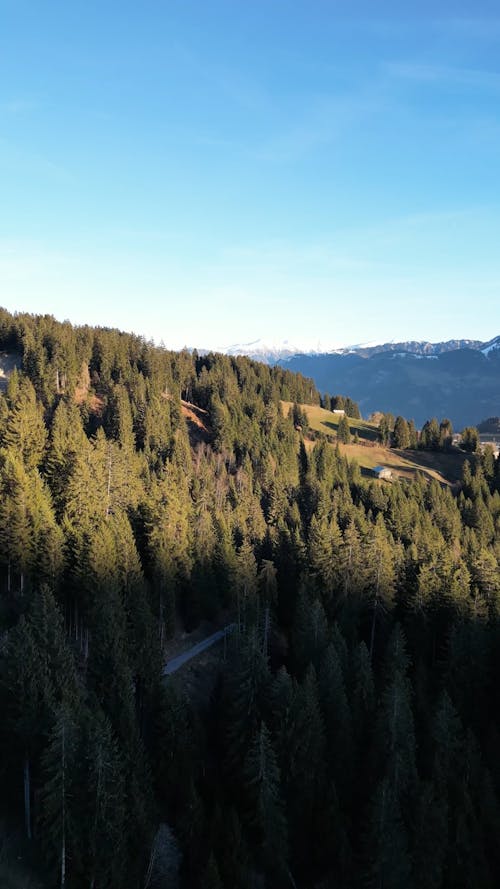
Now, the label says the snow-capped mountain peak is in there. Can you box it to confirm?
[481,336,500,356]
[218,338,343,362]
[211,335,500,364]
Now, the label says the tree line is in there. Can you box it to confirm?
[375,411,483,455]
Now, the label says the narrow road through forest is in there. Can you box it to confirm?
[163,624,236,676]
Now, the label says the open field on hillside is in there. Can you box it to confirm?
[283,401,470,485]
[337,442,469,485]
[282,400,379,441]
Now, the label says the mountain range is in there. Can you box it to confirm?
[219,336,500,429]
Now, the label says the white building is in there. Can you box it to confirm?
[372,465,393,480]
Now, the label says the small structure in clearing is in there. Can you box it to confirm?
[372,465,393,480]
[332,408,346,415]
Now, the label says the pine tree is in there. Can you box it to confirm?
[243,722,288,876]
[284,667,326,877]
[38,707,78,889]
[0,449,33,594]
[376,668,417,799]
[365,778,412,889]
[365,516,396,660]
[153,683,196,815]
[235,538,259,632]
[86,570,137,746]
[439,418,453,450]
[75,708,126,889]
[3,377,47,469]
[340,519,366,600]
[223,631,270,781]
[45,399,87,516]
[258,558,277,655]
[318,641,352,792]
[393,416,410,449]
[408,419,418,449]
[412,781,447,889]
[2,615,43,840]
[1,586,78,842]
[350,640,375,737]
[308,514,343,608]
[460,425,479,453]
[29,585,79,709]
[292,591,328,674]
[337,414,351,444]
[345,397,361,419]
[420,417,440,450]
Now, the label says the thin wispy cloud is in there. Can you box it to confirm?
[351,15,500,41]
[0,240,75,276]
[251,86,389,163]
[200,204,500,297]
[171,44,273,114]
[0,137,73,183]
[386,62,500,92]
[0,98,39,114]
[444,17,500,39]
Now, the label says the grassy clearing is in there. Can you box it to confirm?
[338,443,469,485]
[282,401,469,485]
[282,401,379,441]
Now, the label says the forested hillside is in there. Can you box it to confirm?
[1,308,500,888]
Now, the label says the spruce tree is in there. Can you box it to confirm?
[75,708,126,889]
[318,641,352,793]
[38,707,78,889]
[243,722,288,877]
[3,377,47,470]
[393,416,410,449]
[337,414,351,444]
[365,778,412,889]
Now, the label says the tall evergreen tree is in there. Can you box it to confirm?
[243,722,288,877]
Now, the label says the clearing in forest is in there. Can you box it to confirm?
[282,401,470,485]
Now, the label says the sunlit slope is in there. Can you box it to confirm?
[281,401,470,485]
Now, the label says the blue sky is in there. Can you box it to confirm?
[1,1,500,349]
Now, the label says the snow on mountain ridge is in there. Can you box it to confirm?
[217,337,497,363]
[220,338,344,360]
[481,336,500,356]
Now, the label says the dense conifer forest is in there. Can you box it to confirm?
[1,308,500,888]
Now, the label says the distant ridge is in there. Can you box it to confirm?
[270,337,500,429]
[216,336,496,364]
[216,338,342,362]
